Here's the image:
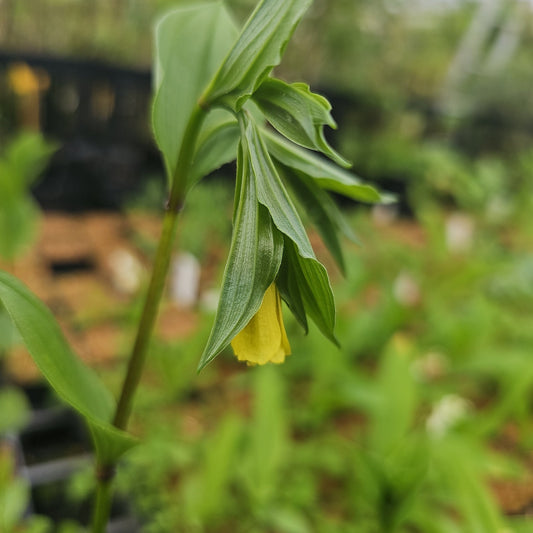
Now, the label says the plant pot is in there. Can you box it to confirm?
[3,381,140,531]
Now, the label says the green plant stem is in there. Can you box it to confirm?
[91,476,113,533]
[113,207,179,430]
[90,103,207,532]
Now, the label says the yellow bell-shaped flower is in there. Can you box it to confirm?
[231,284,291,365]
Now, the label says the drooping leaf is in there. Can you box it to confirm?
[152,3,238,183]
[283,166,357,274]
[199,143,283,370]
[240,114,337,343]
[0,271,136,463]
[276,251,308,333]
[203,0,312,111]
[284,238,337,345]
[240,113,314,259]
[253,78,350,167]
[266,132,387,203]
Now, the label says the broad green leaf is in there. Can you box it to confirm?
[199,143,283,370]
[152,3,238,182]
[189,100,267,185]
[189,114,240,185]
[203,0,312,111]
[0,271,136,463]
[266,132,386,203]
[253,78,350,167]
[283,166,357,275]
[284,239,337,344]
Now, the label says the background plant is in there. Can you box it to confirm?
[0,0,386,530]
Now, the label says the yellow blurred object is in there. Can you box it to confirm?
[7,62,49,95]
[7,63,50,131]
[231,284,291,365]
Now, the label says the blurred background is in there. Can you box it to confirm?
[2,0,533,531]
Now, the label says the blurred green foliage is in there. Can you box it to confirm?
[92,172,533,530]
[2,1,533,530]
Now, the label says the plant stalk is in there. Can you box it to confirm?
[90,103,207,532]
[91,476,113,533]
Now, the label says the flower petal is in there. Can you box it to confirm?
[231,284,290,365]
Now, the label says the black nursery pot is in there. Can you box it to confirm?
[13,382,140,532]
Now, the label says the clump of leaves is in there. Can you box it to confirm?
[0,132,57,261]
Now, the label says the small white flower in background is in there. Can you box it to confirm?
[426,394,471,438]
[445,213,474,254]
[393,271,421,307]
[170,252,201,308]
[108,248,143,295]
[372,203,399,227]
[411,350,449,382]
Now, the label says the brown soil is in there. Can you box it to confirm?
[1,210,200,381]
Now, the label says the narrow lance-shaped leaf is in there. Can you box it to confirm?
[253,78,350,168]
[241,113,313,259]
[152,3,237,183]
[276,252,308,333]
[198,142,283,370]
[266,131,389,203]
[203,0,312,111]
[0,271,136,464]
[240,113,337,343]
[283,238,338,345]
[283,166,356,275]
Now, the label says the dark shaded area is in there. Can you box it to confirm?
[49,256,95,276]
[0,52,163,211]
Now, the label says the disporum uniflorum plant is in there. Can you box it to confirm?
[0,0,385,530]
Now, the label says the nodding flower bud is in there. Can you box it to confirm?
[231,284,290,365]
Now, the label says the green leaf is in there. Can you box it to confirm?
[0,387,30,434]
[199,143,283,370]
[253,78,350,167]
[189,113,240,185]
[276,252,307,333]
[240,114,337,343]
[241,114,313,259]
[266,132,387,203]
[0,198,39,261]
[203,0,312,111]
[284,239,337,345]
[0,271,136,463]
[283,166,356,275]
[0,133,57,261]
[152,3,238,182]
[3,132,58,189]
